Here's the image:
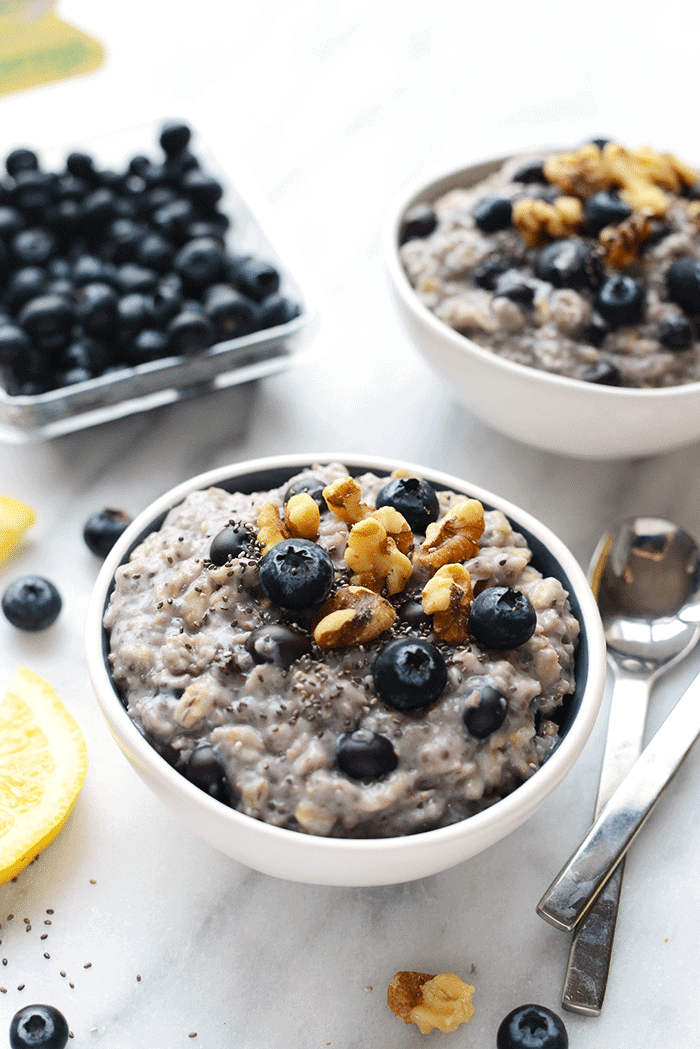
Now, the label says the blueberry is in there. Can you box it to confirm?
[0,323,32,366]
[0,205,26,240]
[166,309,215,354]
[462,683,508,738]
[159,120,192,157]
[185,744,227,801]
[53,365,91,387]
[473,195,513,233]
[512,160,546,184]
[2,576,62,631]
[164,149,200,182]
[666,256,700,314]
[496,1004,568,1049]
[258,293,301,329]
[151,281,182,326]
[66,151,96,182]
[399,203,438,245]
[658,316,694,350]
[12,228,57,267]
[129,329,170,363]
[6,148,39,178]
[12,171,54,220]
[208,524,253,564]
[534,240,603,290]
[61,336,113,374]
[72,254,118,288]
[373,637,447,712]
[127,154,151,177]
[258,537,334,610]
[182,169,223,210]
[583,191,632,234]
[335,729,398,779]
[105,218,146,264]
[116,263,158,294]
[578,319,608,348]
[397,597,431,628]
[144,186,177,214]
[493,269,535,305]
[137,232,174,273]
[375,476,439,534]
[116,292,156,338]
[76,282,118,336]
[230,256,281,302]
[54,174,89,201]
[473,256,510,290]
[595,275,645,326]
[245,623,312,668]
[469,587,537,650]
[174,236,227,292]
[4,266,46,312]
[581,360,622,385]
[9,1003,70,1049]
[17,294,75,351]
[152,198,196,243]
[283,475,327,509]
[590,137,611,150]
[79,187,118,231]
[203,284,260,341]
[83,508,132,557]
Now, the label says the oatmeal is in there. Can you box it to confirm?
[103,464,580,838]
[400,140,700,388]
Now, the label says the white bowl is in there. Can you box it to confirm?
[384,155,700,459]
[85,453,606,886]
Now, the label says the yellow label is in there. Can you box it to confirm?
[0,5,104,97]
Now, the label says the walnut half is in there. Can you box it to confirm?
[387,970,475,1035]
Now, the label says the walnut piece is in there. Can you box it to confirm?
[413,499,484,574]
[599,212,653,269]
[312,585,395,648]
[512,195,583,248]
[322,476,372,524]
[421,563,474,643]
[257,493,319,555]
[387,971,475,1035]
[345,517,413,595]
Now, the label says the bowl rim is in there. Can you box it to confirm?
[85,452,607,857]
[383,151,700,401]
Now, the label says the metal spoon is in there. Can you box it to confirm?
[537,517,700,1016]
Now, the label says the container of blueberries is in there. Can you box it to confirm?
[0,119,315,442]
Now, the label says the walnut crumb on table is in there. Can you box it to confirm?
[388,970,475,1034]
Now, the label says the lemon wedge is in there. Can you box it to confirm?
[0,495,36,564]
[0,667,88,884]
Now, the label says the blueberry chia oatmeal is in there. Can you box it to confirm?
[103,463,580,838]
[400,140,700,387]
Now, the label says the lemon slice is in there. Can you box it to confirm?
[0,495,36,564]
[0,667,88,884]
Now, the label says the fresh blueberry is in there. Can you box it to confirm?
[137,232,174,273]
[2,576,62,631]
[182,169,223,210]
[164,149,200,182]
[79,187,118,231]
[473,256,510,290]
[283,475,327,509]
[129,329,170,363]
[257,293,301,329]
[76,282,118,336]
[462,683,508,738]
[658,316,694,350]
[127,154,151,177]
[468,586,537,650]
[203,284,260,341]
[12,171,54,220]
[230,256,281,302]
[373,637,448,712]
[66,151,96,182]
[54,173,89,201]
[335,729,398,779]
[473,195,513,233]
[398,203,438,245]
[208,524,253,564]
[493,269,535,305]
[496,1004,568,1049]
[534,240,603,290]
[144,186,177,214]
[4,266,46,312]
[166,309,215,354]
[397,597,431,628]
[581,360,622,385]
[116,292,156,339]
[6,148,39,178]
[104,218,146,264]
[583,191,632,234]
[258,537,334,610]
[595,275,645,326]
[174,236,227,292]
[151,281,182,326]
[151,198,196,243]
[116,263,158,294]
[53,365,91,387]
[245,624,312,668]
[61,336,113,375]
[83,508,132,557]
[159,120,192,157]
[375,476,439,534]
[71,254,117,288]
[11,227,57,267]
[0,323,32,366]
[17,294,75,351]
[512,160,546,184]
[0,205,26,241]
[578,319,608,348]
[666,256,700,315]
[185,744,227,802]
[9,1003,70,1049]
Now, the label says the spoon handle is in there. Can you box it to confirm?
[560,669,651,1015]
[537,668,700,936]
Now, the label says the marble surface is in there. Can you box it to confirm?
[1,1,700,1045]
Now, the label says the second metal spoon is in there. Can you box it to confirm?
[538,517,700,1015]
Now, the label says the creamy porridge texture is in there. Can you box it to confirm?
[104,464,580,838]
[400,141,700,387]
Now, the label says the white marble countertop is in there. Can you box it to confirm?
[1,1,700,1045]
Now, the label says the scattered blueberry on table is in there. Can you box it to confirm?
[496,1004,568,1049]
[9,1003,69,1049]
[83,507,132,557]
[0,121,301,397]
[2,575,62,630]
